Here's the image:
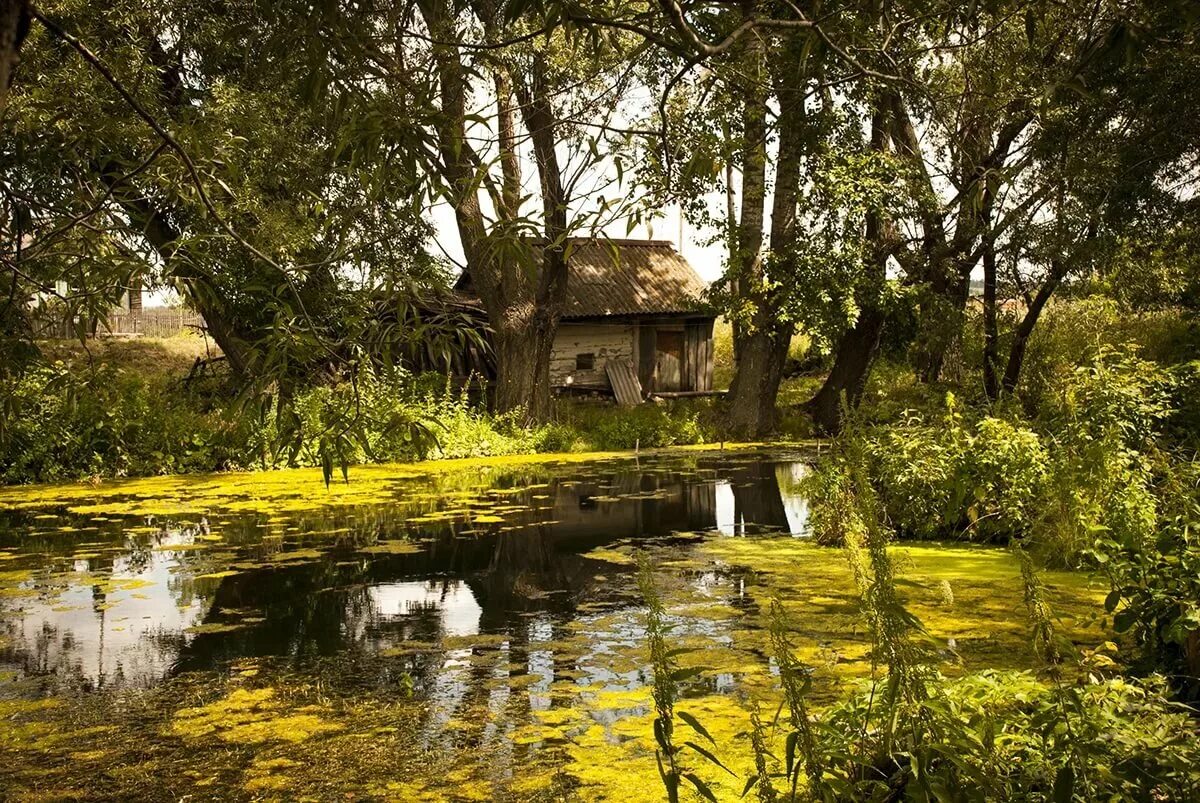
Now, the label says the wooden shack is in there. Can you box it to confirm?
[457,239,715,399]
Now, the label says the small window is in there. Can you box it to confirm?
[576,353,595,370]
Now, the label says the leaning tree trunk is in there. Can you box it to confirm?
[1001,259,1068,395]
[807,307,886,435]
[805,104,891,435]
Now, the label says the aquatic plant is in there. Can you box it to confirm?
[745,703,779,803]
[636,551,731,803]
[767,599,822,799]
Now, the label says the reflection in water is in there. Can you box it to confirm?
[0,450,812,691]
[777,463,811,535]
[369,582,483,637]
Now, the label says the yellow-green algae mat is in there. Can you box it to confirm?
[0,442,797,518]
[0,541,1105,801]
[0,448,1108,801]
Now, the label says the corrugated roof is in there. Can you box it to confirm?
[455,239,711,319]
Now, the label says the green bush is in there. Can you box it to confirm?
[1034,351,1167,564]
[1019,297,1193,414]
[1165,360,1200,450]
[805,350,1183,567]
[280,370,554,467]
[862,398,1049,541]
[1097,458,1200,690]
[820,669,1200,800]
[569,402,710,450]
[0,362,242,483]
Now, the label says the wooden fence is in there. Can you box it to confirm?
[36,309,206,339]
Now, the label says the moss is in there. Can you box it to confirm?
[196,570,240,580]
[358,541,423,555]
[583,547,635,565]
[185,622,248,635]
[441,633,510,650]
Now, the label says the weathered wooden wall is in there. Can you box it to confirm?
[549,323,635,389]
[551,317,715,395]
[683,319,715,392]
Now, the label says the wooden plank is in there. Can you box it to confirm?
[606,357,644,407]
[650,390,726,398]
[699,319,714,391]
[637,325,656,393]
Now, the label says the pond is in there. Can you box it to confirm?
[0,448,1105,801]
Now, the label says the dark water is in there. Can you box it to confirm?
[0,449,812,692]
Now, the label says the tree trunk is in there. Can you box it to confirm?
[982,230,1000,400]
[725,29,799,437]
[727,326,791,435]
[805,104,891,435]
[421,0,566,424]
[102,177,253,378]
[491,303,556,422]
[0,0,28,115]
[807,307,886,435]
[726,18,767,373]
[1001,260,1067,394]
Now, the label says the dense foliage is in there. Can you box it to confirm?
[0,339,726,484]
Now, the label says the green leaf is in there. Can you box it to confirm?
[678,711,715,744]
[682,773,718,803]
[1053,763,1075,803]
[684,742,736,777]
[654,717,671,752]
[785,731,798,776]
[1113,608,1138,633]
[671,666,706,683]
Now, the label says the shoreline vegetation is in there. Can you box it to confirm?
[1,329,817,488]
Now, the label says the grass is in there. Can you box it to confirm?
[37,334,218,378]
[711,317,814,392]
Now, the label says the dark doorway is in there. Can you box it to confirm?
[655,329,684,391]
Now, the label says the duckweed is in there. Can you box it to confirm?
[0,447,1111,800]
[169,688,342,744]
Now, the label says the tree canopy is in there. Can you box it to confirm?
[1,0,1197,438]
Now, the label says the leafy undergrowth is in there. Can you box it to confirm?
[0,338,745,485]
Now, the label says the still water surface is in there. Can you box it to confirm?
[0,448,1102,801]
[0,450,809,689]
